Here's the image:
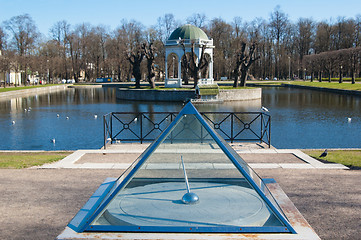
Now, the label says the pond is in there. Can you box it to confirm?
[0,86,360,150]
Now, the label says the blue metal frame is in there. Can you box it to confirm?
[87,225,291,233]
[68,177,117,232]
[73,102,295,234]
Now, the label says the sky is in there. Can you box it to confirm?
[1,0,360,37]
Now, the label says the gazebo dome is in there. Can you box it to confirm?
[168,24,209,41]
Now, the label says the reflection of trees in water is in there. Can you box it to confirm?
[0,88,119,113]
[262,87,360,110]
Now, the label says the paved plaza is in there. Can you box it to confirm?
[0,143,360,239]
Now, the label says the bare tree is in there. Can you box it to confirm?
[349,47,361,84]
[142,42,156,88]
[127,44,144,88]
[156,14,180,43]
[0,26,6,52]
[233,41,260,87]
[4,14,39,85]
[0,28,9,87]
[314,21,332,53]
[331,17,355,50]
[66,27,82,82]
[4,14,39,56]
[295,18,314,65]
[121,20,145,88]
[186,13,207,28]
[356,15,361,47]
[269,6,289,79]
[208,18,234,80]
[50,20,71,80]
[180,40,209,88]
[107,26,129,81]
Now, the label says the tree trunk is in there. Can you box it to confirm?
[192,71,199,88]
[117,66,121,82]
[147,61,156,88]
[133,65,141,88]
[181,57,189,85]
[239,66,248,87]
[233,75,239,87]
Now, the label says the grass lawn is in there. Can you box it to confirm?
[0,152,72,169]
[0,84,58,93]
[286,81,361,91]
[219,86,256,89]
[303,150,361,169]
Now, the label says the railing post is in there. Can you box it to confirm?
[231,113,234,143]
[268,115,271,148]
[103,114,106,149]
[140,113,143,144]
[170,113,173,144]
[260,113,263,144]
[110,113,113,145]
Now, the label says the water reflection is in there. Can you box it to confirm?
[262,87,361,149]
[0,87,360,150]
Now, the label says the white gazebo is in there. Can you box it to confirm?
[164,24,214,88]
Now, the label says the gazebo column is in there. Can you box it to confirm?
[165,58,168,79]
[209,60,213,79]
[178,58,182,79]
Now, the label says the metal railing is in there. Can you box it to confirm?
[103,111,271,149]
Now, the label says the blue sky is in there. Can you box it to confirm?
[1,0,360,37]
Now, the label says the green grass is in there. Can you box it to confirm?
[219,86,256,89]
[303,150,361,169]
[320,77,361,82]
[248,82,284,86]
[285,81,361,91]
[0,84,58,93]
[0,152,71,169]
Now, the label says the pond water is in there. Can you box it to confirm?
[0,86,360,150]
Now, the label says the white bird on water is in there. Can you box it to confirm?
[94,114,98,119]
[347,117,352,122]
[261,106,269,112]
[51,138,56,144]
[134,117,138,122]
[57,114,60,118]
[66,116,69,120]
[12,120,15,125]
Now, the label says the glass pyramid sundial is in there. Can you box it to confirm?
[68,102,296,234]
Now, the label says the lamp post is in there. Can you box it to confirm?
[339,65,343,83]
[288,56,291,80]
[47,59,50,84]
[304,68,306,81]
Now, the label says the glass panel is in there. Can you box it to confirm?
[90,114,286,230]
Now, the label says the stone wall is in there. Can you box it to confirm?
[0,85,68,100]
[116,88,262,102]
[116,88,195,102]
[218,88,262,101]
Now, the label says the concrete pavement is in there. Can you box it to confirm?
[39,142,348,170]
